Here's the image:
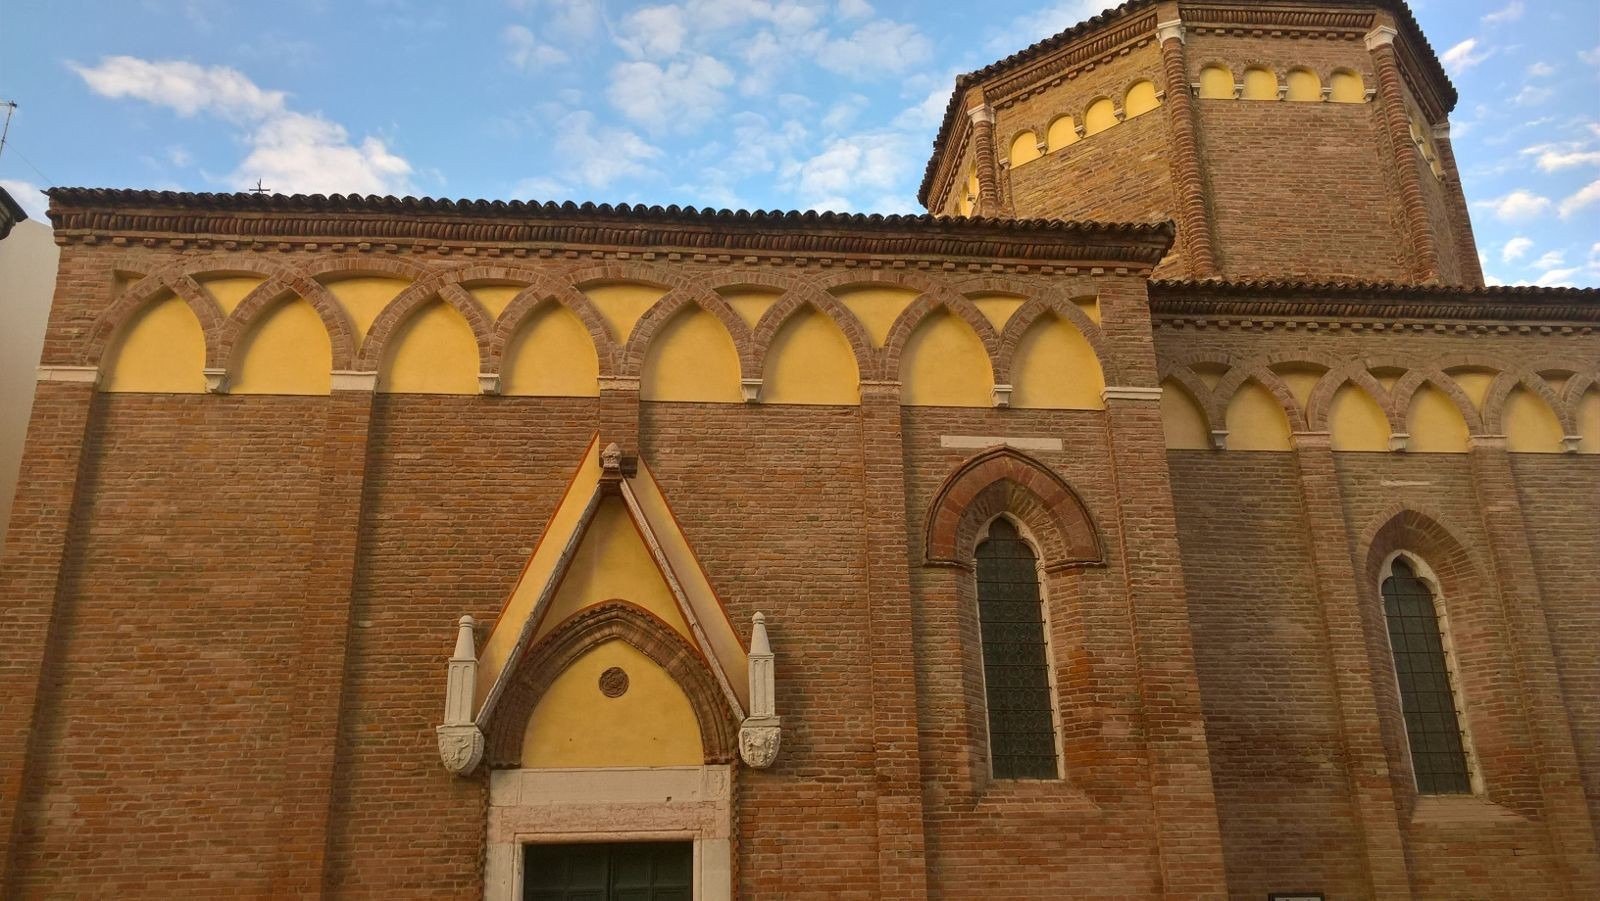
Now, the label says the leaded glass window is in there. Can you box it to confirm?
[1382,557,1473,794]
[975,518,1059,779]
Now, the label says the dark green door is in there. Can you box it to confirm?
[523,841,693,901]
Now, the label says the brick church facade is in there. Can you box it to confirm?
[3,1,1598,898]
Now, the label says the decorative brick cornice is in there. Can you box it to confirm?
[1149,278,1600,326]
[46,188,1174,267]
[917,0,1455,206]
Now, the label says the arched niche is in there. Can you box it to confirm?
[1285,68,1321,102]
[900,308,992,407]
[502,300,601,397]
[1579,388,1600,454]
[1198,64,1234,99]
[1124,80,1160,118]
[1329,69,1365,103]
[1009,130,1042,167]
[1504,386,1564,453]
[1225,380,1292,451]
[1083,98,1118,136]
[100,292,208,393]
[1330,382,1390,451]
[1009,313,1104,410]
[230,296,332,395]
[1407,384,1470,453]
[1046,115,1079,151]
[1242,67,1278,100]
[640,305,742,403]
[761,306,859,405]
[378,299,481,394]
[1160,379,1211,450]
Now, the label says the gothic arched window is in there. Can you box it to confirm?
[975,517,1059,779]
[1381,555,1474,794]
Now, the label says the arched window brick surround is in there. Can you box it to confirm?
[484,601,739,768]
[925,446,1102,572]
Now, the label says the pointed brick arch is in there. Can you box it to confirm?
[1212,362,1309,433]
[1158,366,1218,436]
[883,289,1001,383]
[1482,370,1577,436]
[995,294,1115,387]
[1358,506,1486,603]
[483,601,739,769]
[925,446,1101,572]
[356,277,493,371]
[219,274,357,373]
[622,287,753,380]
[491,276,618,378]
[749,286,877,381]
[1391,368,1485,436]
[87,273,226,369]
[1306,365,1399,434]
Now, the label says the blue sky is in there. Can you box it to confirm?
[1,0,1596,285]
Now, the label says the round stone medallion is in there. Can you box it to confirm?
[598,666,630,698]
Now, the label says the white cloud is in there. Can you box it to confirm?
[1512,85,1554,106]
[0,178,47,220]
[1526,61,1555,78]
[1531,250,1565,270]
[1475,189,1553,222]
[1580,45,1600,67]
[1558,178,1600,218]
[1501,236,1533,263]
[836,0,872,19]
[537,110,663,191]
[985,1,1106,55]
[504,24,569,70]
[71,55,413,196]
[1534,266,1580,287]
[892,82,953,131]
[816,19,931,77]
[1522,144,1600,171]
[821,94,869,132]
[783,129,918,210]
[1441,38,1492,75]
[618,6,690,59]
[1481,1,1523,25]
[508,0,602,40]
[608,55,735,132]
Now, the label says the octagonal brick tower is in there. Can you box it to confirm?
[919,0,1483,286]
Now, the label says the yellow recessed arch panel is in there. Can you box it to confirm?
[719,288,783,330]
[378,299,481,394]
[1330,383,1390,451]
[1124,80,1160,118]
[502,301,600,397]
[834,285,921,347]
[323,276,410,348]
[1010,131,1042,167]
[900,309,992,407]
[1225,381,1292,451]
[1242,67,1278,100]
[1010,314,1104,410]
[534,498,693,644]
[1046,116,1078,151]
[1084,98,1118,136]
[761,306,859,405]
[1577,388,1599,454]
[1161,380,1211,450]
[1329,70,1365,104]
[640,306,742,403]
[1285,69,1321,102]
[967,293,1027,332]
[196,275,265,315]
[1199,65,1234,99]
[469,284,523,319]
[1504,387,1565,453]
[581,281,670,344]
[100,293,207,393]
[521,640,702,768]
[1406,384,1470,453]
[230,297,332,395]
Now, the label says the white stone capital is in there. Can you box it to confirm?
[1364,25,1398,51]
[740,377,763,404]
[1388,432,1410,452]
[36,365,100,385]
[1209,429,1229,451]
[203,367,230,394]
[1101,385,1163,403]
[966,104,995,126]
[1431,121,1451,140]
[330,370,378,392]
[992,383,1013,408]
[1156,18,1184,44]
[478,372,501,395]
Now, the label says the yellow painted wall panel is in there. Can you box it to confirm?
[1009,314,1104,410]
[1225,381,1292,451]
[1199,65,1234,99]
[535,498,692,643]
[900,309,992,407]
[761,307,859,405]
[230,298,332,395]
[967,293,1027,331]
[1329,70,1365,103]
[378,300,481,394]
[521,640,702,768]
[1124,80,1160,118]
[469,284,523,319]
[1084,98,1118,135]
[100,294,207,393]
[502,301,600,397]
[1406,384,1470,453]
[1161,380,1211,450]
[1272,367,1325,416]
[719,288,782,330]
[323,276,410,348]
[197,275,265,315]
[1285,69,1321,102]
[1242,67,1278,100]
[834,285,921,346]
[1451,370,1496,413]
[1046,116,1078,151]
[1504,386,1565,453]
[583,281,669,343]
[1330,383,1390,452]
[1009,131,1042,167]
[640,306,742,403]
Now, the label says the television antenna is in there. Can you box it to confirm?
[0,101,17,163]
[249,179,270,195]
